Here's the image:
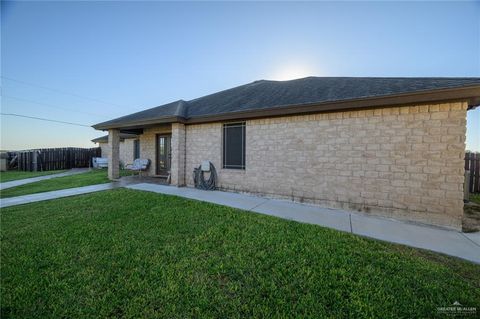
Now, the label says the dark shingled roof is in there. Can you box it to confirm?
[94,100,188,129]
[93,77,480,129]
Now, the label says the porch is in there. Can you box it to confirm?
[106,122,186,186]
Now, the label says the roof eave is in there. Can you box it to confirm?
[91,134,139,143]
[91,137,107,143]
[92,116,186,131]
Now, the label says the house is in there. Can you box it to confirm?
[91,133,139,167]
[93,77,480,230]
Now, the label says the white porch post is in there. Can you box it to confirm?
[170,123,186,186]
[108,129,120,180]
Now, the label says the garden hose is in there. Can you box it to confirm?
[193,162,217,190]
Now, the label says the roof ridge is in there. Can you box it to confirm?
[265,76,480,80]
[174,99,189,117]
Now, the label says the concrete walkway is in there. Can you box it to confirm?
[2,179,478,263]
[0,183,117,208]
[0,175,151,208]
[0,168,90,190]
[127,183,480,264]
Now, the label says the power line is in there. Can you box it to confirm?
[1,76,131,110]
[2,94,110,118]
[0,113,91,127]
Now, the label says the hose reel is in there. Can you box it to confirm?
[193,161,217,190]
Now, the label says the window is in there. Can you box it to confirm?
[223,122,246,169]
[133,139,140,159]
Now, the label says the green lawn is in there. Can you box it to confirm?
[0,169,131,198]
[1,189,479,318]
[0,170,66,183]
[470,193,480,205]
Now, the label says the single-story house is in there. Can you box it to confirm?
[91,133,139,167]
[93,77,480,230]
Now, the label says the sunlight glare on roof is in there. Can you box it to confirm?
[269,63,317,81]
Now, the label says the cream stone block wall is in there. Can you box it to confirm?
[99,138,136,167]
[99,143,110,159]
[171,123,186,185]
[120,139,135,166]
[138,124,172,175]
[184,102,468,229]
[108,129,120,180]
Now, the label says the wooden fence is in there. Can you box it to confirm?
[9,147,101,172]
[465,152,480,194]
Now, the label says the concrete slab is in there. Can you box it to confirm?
[0,168,90,190]
[129,184,350,232]
[127,183,269,210]
[350,214,480,263]
[463,232,480,247]
[0,183,116,208]
[252,199,352,232]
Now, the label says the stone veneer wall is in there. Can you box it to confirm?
[99,142,110,159]
[184,102,468,229]
[108,129,120,180]
[171,123,186,185]
[99,138,136,167]
[120,139,135,166]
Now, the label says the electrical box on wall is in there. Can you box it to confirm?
[201,160,211,172]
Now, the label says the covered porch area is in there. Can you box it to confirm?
[106,122,186,186]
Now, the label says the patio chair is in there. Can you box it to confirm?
[125,158,151,177]
[92,157,108,169]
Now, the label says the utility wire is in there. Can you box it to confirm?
[1,76,131,110]
[0,113,91,127]
[2,94,110,118]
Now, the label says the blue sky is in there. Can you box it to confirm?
[1,1,479,151]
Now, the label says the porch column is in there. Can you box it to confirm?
[170,123,186,186]
[108,129,120,180]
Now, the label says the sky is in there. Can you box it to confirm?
[1,0,479,151]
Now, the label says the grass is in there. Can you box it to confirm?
[0,170,66,183]
[1,189,479,318]
[0,169,131,198]
[470,193,480,205]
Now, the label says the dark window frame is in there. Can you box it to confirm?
[222,122,246,170]
[133,139,140,160]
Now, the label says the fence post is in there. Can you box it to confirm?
[464,170,470,201]
[475,153,480,193]
[32,151,38,172]
[471,153,476,193]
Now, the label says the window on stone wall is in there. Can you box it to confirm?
[133,139,140,159]
[223,122,246,169]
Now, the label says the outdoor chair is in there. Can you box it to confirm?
[93,157,108,169]
[125,158,151,177]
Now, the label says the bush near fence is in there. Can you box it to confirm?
[465,152,480,194]
[8,147,101,172]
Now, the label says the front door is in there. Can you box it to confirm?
[156,134,171,176]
